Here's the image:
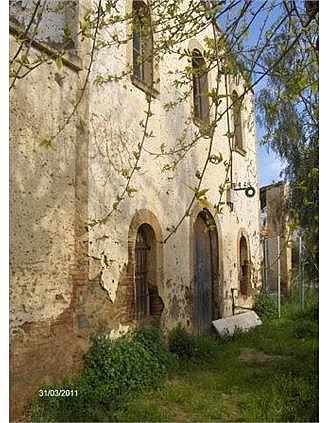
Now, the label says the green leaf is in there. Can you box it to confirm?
[311,81,318,92]
[195,188,209,199]
[199,198,211,209]
[127,187,138,197]
[39,138,52,149]
[55,55,63,70]
[80,19,90,34]
[121,169,130,179]
[63,24,72,39]
[184,184,197,193]
[209,154,223,165]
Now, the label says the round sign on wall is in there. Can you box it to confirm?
[245,186,256,198]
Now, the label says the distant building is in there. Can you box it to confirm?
[260,182,292,296]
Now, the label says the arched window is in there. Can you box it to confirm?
[132,1,153,87]
[135,223,163,320]
[231,90,243,150]
[239,235,250,296]
[192,50,209,123]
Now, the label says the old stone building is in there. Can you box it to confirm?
[10,0,262,418]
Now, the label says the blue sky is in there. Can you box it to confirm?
[218,0,286,187]
[254,77,285,187]
[248,1,286,187]
[256,130,285,187]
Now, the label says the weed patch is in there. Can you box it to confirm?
[29,325,175,422]
[28,297,318,422]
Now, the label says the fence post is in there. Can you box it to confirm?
[264,238,269,293]
[299,236,304,311]
[277,235,281,318]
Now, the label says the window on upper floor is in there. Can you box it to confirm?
[192,49,209,123]
[231,90,244,151]
[132,1,153,88]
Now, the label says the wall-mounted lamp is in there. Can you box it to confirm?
[233,185,256,198]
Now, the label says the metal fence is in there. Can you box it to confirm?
[262,234,318,315]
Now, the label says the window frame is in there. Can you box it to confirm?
[231,90,246,155]
[192,49,210,125]
[131,0,158,96]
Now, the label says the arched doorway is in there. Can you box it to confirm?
[239,235,250,296]
[135,223,163,321]
[193,210,218,333]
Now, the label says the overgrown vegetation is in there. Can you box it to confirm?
[114,297,318,422]
[168,325,196,358]
[29,295,318,422]
[168,324,225,361]
[253,290,278,320]
[29,325,175,422]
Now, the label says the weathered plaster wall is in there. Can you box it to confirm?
[87,0,262,335]
[9,0,91,409]
[10,0,95,415]
[10,44,78,326]
[10,0,78,50]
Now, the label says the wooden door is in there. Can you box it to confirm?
[193,212,214,333]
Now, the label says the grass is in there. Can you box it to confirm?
[112,297,318,422]
[29,294,318,422]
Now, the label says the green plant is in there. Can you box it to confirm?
[253,291,277,320]
[192,334,224,360]
[29,325,176,422]
[293,318,318,339]
[29,298,318,422]
[168,325,196,358]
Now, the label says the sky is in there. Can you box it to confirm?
[254,78,285,187]
[257,140,285,187]
[218,0,286,187]
[247,1,286,188]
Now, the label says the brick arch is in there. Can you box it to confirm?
[237,228,251,296]
[127,209,164,322]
